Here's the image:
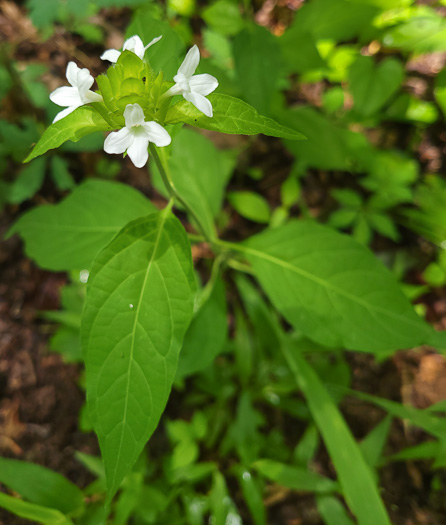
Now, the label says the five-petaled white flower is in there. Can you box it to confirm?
[49,62,103,123]
[101,35,162,63]
[104,103,171,168]
[164,45,218,118]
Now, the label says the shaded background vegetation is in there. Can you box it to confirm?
[1,0,446,523]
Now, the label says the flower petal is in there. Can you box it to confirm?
[104,128,134,155]
[184,91,213,118]
[75,68,94,98]
[50,86,83,107]
[189,74,218,96]
[143,121,172,148]
[126,132,149,168]
[144,35,162,51]
[123,35,145,59]
[66,62,80,86]
[123,103,146,128]
[84,90,103,103]
[178,45,200,78]
[100,49,121,63]
[53,106,78,123]
[163,83,184,97]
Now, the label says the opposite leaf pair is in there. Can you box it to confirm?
[50,35,219,167]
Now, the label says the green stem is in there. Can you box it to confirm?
[199,255,223,308]
[91,102,116,129]
[149,144,212,242]
[187,233,206,243]
[164,197,174,215]
[226,258,254,275]
[150,146,256,276]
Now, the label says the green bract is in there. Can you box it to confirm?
[26,44,304,164]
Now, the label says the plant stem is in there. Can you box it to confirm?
[187,233,206,243]
[149,144,212,242]
[150,146,254,275]
[226,258,254,275]
[198,255,223,308]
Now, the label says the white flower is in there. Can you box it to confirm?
[104,103,171,168]
[164,45,218,118]
[100,35,162,63]
[49,62,103,123]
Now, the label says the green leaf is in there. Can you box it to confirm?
[7,157,46,204]
[385,93,439,124]
[288,0,378,41]
[235,274,282,356]
[349,56,404,117]
[210,471,234,525]
[113,473,143,525]
[332,189,362,208]
[165,93,305,140]
[151,128,235,239]
[242,220,432,353]
[8,179,155,271]
[233,308,254,385]
[434,69,446,118]
[329,209,357,229]
[51,156,76,191]
[82,210,196,501]
[280,175,300,209]
[368,213,399,242]
[234,467,266,525]
[202,0,245,36]
[316,495,354,525]
[386,440,444,463]
[280,106,371,171]
[233,24,282,115]
[293,424,319,467]
[0,492,72,525]
[382,11,446,53]
[360,416,392,468]
[363,150,417,207]
[280,30,326,74]
[253,459,338,493]
[348,390,446,440]
[283,342,391,525]
[176,276,227,378]
[228,191,271,224]
[27,0,61,28]
[224,392,264,464]
[126,7,184,77]
[25,106,112,162]
[0,457,84,515]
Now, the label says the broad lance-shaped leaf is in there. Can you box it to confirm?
[242,220,433,353]
[82,210,196,501]
[25,106,112,162]
[165,93,305,140]
[8,179,155,271]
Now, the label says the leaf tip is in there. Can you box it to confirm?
[23,151,35,163]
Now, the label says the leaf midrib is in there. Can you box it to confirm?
[108,209,170,493]
[240,242,430,334]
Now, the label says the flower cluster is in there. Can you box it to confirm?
[49,35,218,168]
